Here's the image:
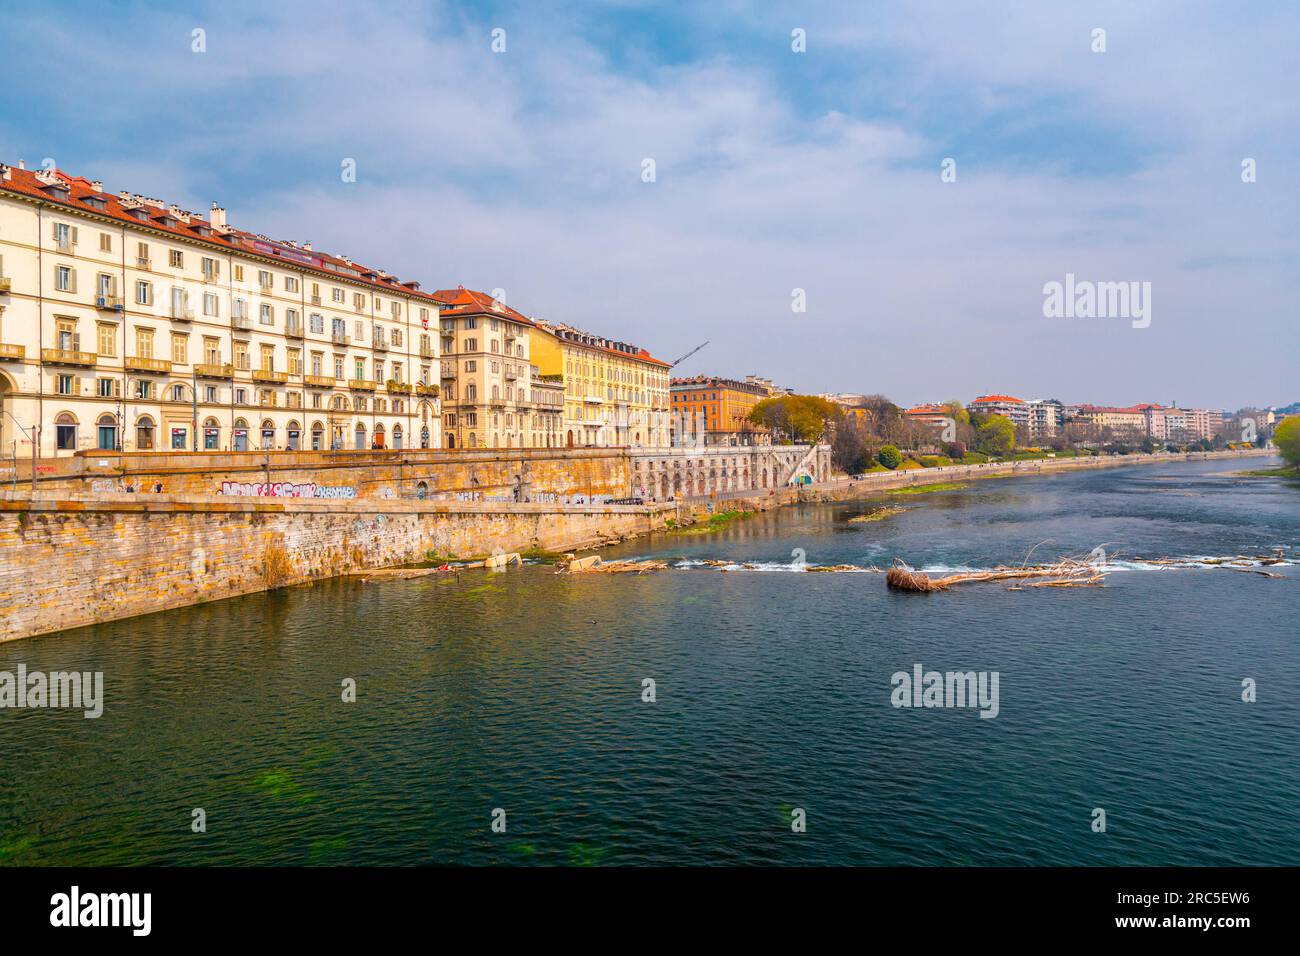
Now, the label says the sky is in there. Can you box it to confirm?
[1,0,1295,410]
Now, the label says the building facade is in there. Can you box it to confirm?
[0,162,441,459]
[670,375,771,444]
[531,319,671,448]
[433,287,561,450]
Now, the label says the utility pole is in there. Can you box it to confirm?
[192,367,199,451]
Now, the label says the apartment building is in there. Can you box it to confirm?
[0,162,441,459]
[432,287,561,449]
[531,319,671,448]
[670,375,771,444]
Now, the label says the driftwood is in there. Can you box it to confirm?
[887,556,1105,592]
[558,557,668,574]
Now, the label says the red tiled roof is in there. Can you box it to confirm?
[906,403,950,415]
[430,286,537,327]
[0,162,446,305]
[970,394,1025,405]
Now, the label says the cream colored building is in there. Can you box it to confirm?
[530,320,671,448]
[433,287,562,449]
[0,162,442,460]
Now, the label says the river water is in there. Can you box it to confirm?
[2,456,1296,866]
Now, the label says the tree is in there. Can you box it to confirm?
[877,444,903,469]
[1275,415,1300,469]
[748,395,836,443]
[975,415,1015,456]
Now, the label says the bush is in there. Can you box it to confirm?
[898,458,924,470]
[877,445,903,469]
[918,455,952,467]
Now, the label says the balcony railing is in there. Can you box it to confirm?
[310,295,322,306]
[135,257,152,270]
[252,369,289,384]
[304,374,336,388]
[95,295,125,313]
[126,356,171,373]
[285,322,305,339]
[419,343,435,358]
[372,336,389,352]
[196,363,234,378]
[331,332,350,346]
[0,343,24,361]
[440,366,457,379]
[42,348,96,366]
[0,277,11,293]
[170,306,195,322]
[386,380,412,394]
[416,383,440,398]
[232,316,253,332]
[348,379,377,391]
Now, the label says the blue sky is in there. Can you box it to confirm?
[1,0,1296,409]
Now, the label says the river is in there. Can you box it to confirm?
[2,455,1296,865]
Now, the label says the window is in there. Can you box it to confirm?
[136,280,152,306]
[202,257,218,279]
[204,385,217,403]
[97,324,116,357]
[97,273,113,298]
[96,378,118,398]
[260,303,273,325]
[258,270,273,289]
[203,292,219,317]
[169,250,183,268]
[55,415,78,451]
[171,384,186,402]
[465,338,477,352]
[203,337,221,364]
[233,298,247,319]
[285,276,299,293]
[136,418,155,450]
[172,333,188,365]
[332,288,344,303]
[136,241,150,265]
[53,222,74,249]
[135,380,155,401]
[56,265,73,292]
[55,374,76,396]
[171,427,188,450]
[135,329,154,359]
[99,233,112,252]
[233,264,244,282]
[97,416,118,451]
[310,313,324,334]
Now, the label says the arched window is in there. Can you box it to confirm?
[260,420,275,450]
[203,417,220,450]
[392,425,403,450]
[135,416,155,451]
[233,418,249,452]
[355,423,367,450]
[311,421,324,451]
[286,420,301,451]
[96,413,118,451]
[373,424,386,450]
[55,412,78,451]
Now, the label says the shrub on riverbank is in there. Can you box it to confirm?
[877,445,903,469]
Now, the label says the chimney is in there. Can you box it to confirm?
[302,241,312,251]
[209,201,228,230]
[90,180,103,193]
[0,164,9,182]
[17,159,25,170]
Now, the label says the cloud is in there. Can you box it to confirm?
[1,0,1295,407]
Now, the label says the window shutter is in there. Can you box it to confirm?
[68,269,77,294]
[71,226,79,245]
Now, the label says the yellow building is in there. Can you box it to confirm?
[433,287,562,449]
[531,320,671,447]
[0,161,442,458]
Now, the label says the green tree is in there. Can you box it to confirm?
[975,415,1015,456]
[1275,415,1300,469]
[748,395,837,443]
[877,444,903,469]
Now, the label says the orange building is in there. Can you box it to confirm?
[670,375,771,442]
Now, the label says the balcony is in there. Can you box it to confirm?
[416,383,440,398]
[135,257,152,270]
[95,295,125,313]
[285,322,305,339]
[42,348,96,366]
[419,343,435,359]
[304,374,336,388]
[348,379,377,391]
[331,331,350,346]
[310,295,322,306]
[196,363,234,379]
[232,316,253,333]
[386,379,413,395]
[202,270,220,284]
[252,369,289,384]
[372,338,389,352]
[440,366,457,380]
[504,368,519,380]
[584,394,604,404]
[125,356,171,373]
[0,277,11,293]
[170,306,195,322]
[0,343,24,361]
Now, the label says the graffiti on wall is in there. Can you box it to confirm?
[218,481,357,499]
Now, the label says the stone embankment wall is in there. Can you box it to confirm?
[9,447,629,502]
[0,494,668,643]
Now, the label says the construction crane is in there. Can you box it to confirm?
[670,340,709,368]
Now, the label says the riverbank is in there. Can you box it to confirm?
[0,447,1276,642]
